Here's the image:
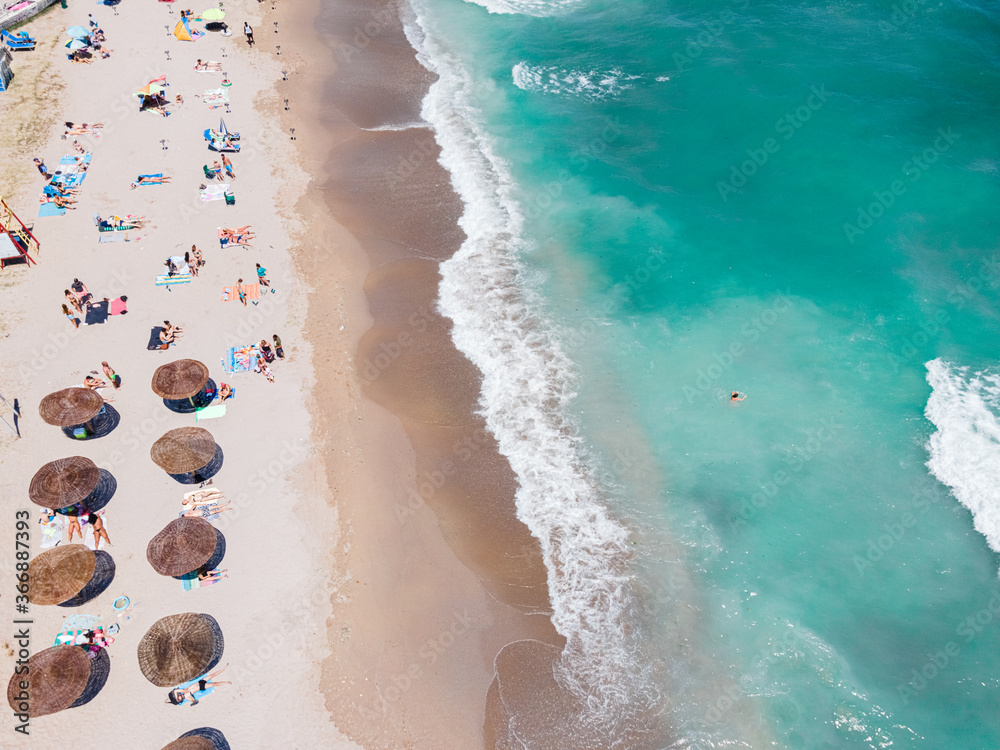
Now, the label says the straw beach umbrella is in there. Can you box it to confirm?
[162,727,231,750]
[28,545,96,606]
[137,613,224,687]
[38,388,103,427]
[28,456,99,509]
[147,518,218,577]
[150,427,217,474]
[151,359,210,401]
[6,645,90,718]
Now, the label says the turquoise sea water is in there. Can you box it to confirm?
[405,0,1000,746]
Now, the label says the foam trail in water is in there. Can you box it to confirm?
[460,0,582,17]
[925,358,1000,568]
[404,0,658,740]
[512,62,641,100]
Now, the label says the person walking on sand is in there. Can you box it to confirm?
[62,304,79,328]
[221,153,234,180]
[244,21,254,46]
[34,158,51,179]
[255,263,271,289]
[273,334,284,359]
[102,361,120,389]
[236,278,247,307]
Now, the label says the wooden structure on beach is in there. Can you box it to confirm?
[0,197,39,268]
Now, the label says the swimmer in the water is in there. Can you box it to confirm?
[731,391,746,401]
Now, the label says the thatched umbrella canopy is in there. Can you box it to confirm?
[162,738,215,750]
[150,428,217,474]
[162,728,230,750]
[6,645,90,718]
[151,359,211,400]
[146,518,217,577]
[38,388,103,427]
[28,456,100,509]
[137,613,224,687]
[28,545,95,605]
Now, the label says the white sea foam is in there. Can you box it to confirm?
[925,358,1000,566]
[512,62,641,100]
[360,121,430,132]
[460,0,582,17]
[405,0,657,739]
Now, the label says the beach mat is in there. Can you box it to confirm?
[221,283,260,302]
[194,404,227,421]
[200,184,230,202]
[221,345,258,374]
[156,274,192,287]
[39,202,66,217]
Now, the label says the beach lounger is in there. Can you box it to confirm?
[1,29,36,50]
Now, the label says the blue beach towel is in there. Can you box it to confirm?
[38,202,66,217]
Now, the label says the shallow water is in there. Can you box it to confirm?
[406,0,1000,745]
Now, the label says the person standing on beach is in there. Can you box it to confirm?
[244,22,254,46]
[34,158,50,179]
[221,153,235,180]
[102,361,120,389]
[273,334,284,359]
[191,244,205,274]
[236,278,247,306]
[62,303,79,328]
[255,263,270,289]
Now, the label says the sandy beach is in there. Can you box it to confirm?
[0,0,564,747]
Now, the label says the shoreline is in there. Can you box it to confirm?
[292,0,567,745]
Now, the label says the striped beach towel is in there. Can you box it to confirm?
[156,274,192,287]
[221,344,259,374]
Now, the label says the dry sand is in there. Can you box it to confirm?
[0,0,564,747]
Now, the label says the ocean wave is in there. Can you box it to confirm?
[925,358,1000,567]
[512,62,642,100]
[460,0,582,17]
[405,0,658,741]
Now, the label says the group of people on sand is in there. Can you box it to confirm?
[83,362,120,402]
[39,505,112,549]
[70,15,112,63]
[159,320,183,346]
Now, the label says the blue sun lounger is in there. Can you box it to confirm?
[1,30,36,51]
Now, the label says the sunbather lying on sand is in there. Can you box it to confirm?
[182,488,225,506]
[195,59,223,71]
[50,195,77,209]
[198,568,228,583]
[132,174,171,188]
[64,122,105,135]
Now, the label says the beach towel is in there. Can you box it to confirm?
[156,274,192,287]
[53,627,113,648]
[221,344,259,374]
[195,403,227,421]
[108,297,128,315]
[181,574,224,591]
[221,283,260,302]
[38,202,66,217]
[200,184,230,202]
[172,674,216,704]
[135,173,164,186]
[202,88,229,108]
[39,515,65,549]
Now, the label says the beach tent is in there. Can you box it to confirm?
[174,18,194,41]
